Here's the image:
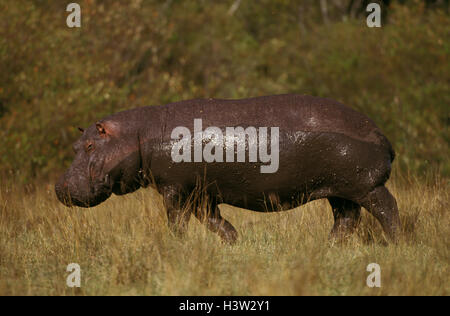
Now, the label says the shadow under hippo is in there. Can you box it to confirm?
[55,94,400,243]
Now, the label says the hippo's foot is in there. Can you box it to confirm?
[358,185,401,242]
[195,203,238,244]
[328,197,361,242]
[203,216,238,244]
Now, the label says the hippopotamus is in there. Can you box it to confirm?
[55,94,400,243]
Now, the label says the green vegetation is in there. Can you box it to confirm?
[0,1,448,183]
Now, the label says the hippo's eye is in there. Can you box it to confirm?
[86,143,94,152]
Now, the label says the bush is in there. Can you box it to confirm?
[0,1,448,183]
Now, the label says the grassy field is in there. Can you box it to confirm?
[0,174,448,296]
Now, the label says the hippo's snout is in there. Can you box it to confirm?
[55,175,91,207]
[55,178,73,207]
[55,172,112,208]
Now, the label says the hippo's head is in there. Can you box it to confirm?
[55,120,142,207]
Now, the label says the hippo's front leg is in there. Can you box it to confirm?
[161,185,192,238]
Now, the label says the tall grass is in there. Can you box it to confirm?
[0,174,448,295]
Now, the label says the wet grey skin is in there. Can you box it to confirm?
[55,94,400,243]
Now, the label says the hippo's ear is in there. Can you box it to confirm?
[96,121,120,137]
[96,122,106,135]
[78,127,85,133]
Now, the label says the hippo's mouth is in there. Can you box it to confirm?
[56,174,113,208]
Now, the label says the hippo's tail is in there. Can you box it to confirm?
[380,132,396,163]
[373,129,395,163]
[387,139,396,162]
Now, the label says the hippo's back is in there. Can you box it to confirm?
[163,94,387,148]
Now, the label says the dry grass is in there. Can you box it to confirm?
[0,175,448,296]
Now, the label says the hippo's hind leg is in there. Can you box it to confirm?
[358,185,400,241]
[194,196,238,244]
[162,185,192,238]
[328,197,361,240]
